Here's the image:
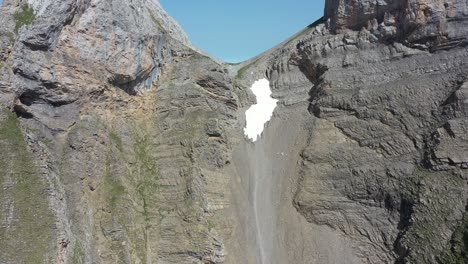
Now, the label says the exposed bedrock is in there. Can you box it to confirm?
[325,0,468,50]
[0,0,468,263]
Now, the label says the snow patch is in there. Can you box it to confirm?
[244,78,278,142]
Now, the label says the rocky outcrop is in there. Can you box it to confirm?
[325,0,468,50]
[0,0,237,263]
[291,29,468,263]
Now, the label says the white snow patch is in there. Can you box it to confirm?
[244,78,278,142]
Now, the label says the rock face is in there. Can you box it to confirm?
[325,0,468,50]
[1,0,236,263]
[0,0,468,263]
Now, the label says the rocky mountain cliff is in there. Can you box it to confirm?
[0,0,467,263]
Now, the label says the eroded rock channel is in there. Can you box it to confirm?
[242,78,278,263]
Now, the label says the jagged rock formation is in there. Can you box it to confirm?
[325,0,468,50]
[1,0,235,263]
[0,0,468,263]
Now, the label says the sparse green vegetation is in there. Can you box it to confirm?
[109,181,126,207]
[439,214,468,263]
[0,109,54,263]
[398,167,468,263]
[0,111,24,142]
[236,64,250,81]
[207,219,215,231]
[39,137,53,147]
[132,130,160,222]
[71,241,85,264]
[147,8,165,32]
[102,132,127,209]
[104,161,126,208]
[109,131,124,152]
[191,52,211,61]
[14,4,36,33]
[235,59,260,81]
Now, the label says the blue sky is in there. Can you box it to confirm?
[0,0,324,62]
[160,1,324,62]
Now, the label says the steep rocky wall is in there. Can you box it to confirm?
[0,0,239,263]
[292,29,468,263]
[325,0,468,50]
[0,108,55,263]
[1,0,468,263]
[229,2,468,262]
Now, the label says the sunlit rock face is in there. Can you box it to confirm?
[0,0,235,263]
[325,0,468,49]
[1,0,468,263]
[244,78,278,142]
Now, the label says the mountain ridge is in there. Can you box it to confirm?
[0,0,468,263]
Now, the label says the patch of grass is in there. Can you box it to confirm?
[109,182,126,207]
[147,8,165,32]
[190,52,211,61]
[104,162,126,208]
[235,64,251,81]
[207,219,215,231]
[235,59,260,81]
[445,216,468,263]
[436,189,468,264]
[101,141,126,209]
[14,4,35,33]
[39,137,53,147]
[0,111,25,141]
[109,131,123,152]
[399,168,467,263]
[133,132,160,222]
[71,241,85,264]
[0,109,55,263]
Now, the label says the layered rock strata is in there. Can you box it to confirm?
[0,0,468,263]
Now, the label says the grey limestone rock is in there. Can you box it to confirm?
[325,0,468,50]
[1,0,468,263]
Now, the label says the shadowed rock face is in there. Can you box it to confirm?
[0,0,468,263]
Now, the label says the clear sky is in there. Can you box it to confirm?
[160,1,324,63]
[0,0,324,62]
